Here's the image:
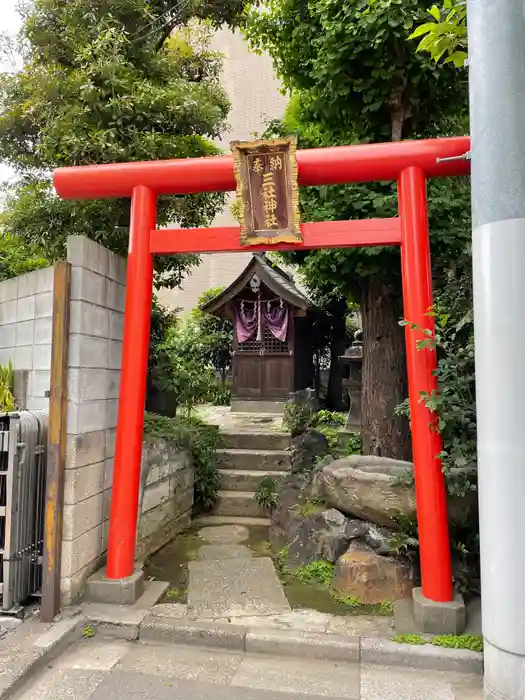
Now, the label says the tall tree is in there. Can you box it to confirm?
[0,0,252,288]
[247,0,470,458]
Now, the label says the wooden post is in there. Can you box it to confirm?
[41,262,71,622]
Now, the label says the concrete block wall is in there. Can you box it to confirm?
[137,440,194,561]
[61,236,127,604]
[0,266,55,410]
[60,236,195,603]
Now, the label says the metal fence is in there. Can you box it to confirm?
[0,411,48,613]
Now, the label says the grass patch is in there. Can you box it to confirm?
[293,499,326,517]
[164,586,186,602]
[294,561,334,587]
[248,539,273,557]
[330,591,394,616]
[391,633,426,645]
[433,634,484,653]
[392,633,483,653]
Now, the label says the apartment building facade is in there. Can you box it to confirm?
[158,27,288,313]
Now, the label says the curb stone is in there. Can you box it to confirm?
[360,637,483,674]
[0,618,83,700]
[139,614,247,650]
[136,614,483,674]
[245,628,360,662]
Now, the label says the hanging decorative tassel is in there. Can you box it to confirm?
[256,298,262,342]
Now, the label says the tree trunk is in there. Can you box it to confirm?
[360,277,411,460]
[326,299,347,411]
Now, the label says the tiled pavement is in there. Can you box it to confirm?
[13,636,483,700]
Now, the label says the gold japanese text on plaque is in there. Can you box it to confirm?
[231,137,301,247]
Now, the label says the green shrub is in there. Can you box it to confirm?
[206,379,232,406]
[254,477,279,512]
[284,407,350,454]
[283,398,316,436]
[157,318,215,416]
[311,410,346,427]
[143,412,221,512]
[148,296,178,395]
[345,433,363,455]
[0,361,16,412]
[192,287,233,386]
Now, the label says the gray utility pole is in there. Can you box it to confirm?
[469,0,525,698]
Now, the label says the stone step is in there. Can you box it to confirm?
[217,448,290,472]
[212,490,267,519]
[219,469,287,492]
[221,432,291,451]
[193,514,270,528]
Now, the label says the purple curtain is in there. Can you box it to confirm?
[235,299,289,343]
[263,302,288,341]
[235,302,260,342]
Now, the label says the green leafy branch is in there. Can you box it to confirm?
[409,1,467,67]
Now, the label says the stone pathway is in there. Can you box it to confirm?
[187,525,290,620]
[13,635,483,700]
[168,523,396,638]
[189,524,390,633]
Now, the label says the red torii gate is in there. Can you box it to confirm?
[54,135,470,604]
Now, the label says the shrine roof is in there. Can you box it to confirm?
[200,253,312,314]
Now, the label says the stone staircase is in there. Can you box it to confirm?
[198,430,291,526]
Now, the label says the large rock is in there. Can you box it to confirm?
[290,429,330,474]
[269,473,312,550]
[320,455,476,529]
[286,509,357,568]
[363,524,397,555]
[333,543,413,603]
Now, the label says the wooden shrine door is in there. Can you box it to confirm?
[232,320,294,400]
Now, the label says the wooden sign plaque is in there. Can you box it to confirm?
[231,137,301,247]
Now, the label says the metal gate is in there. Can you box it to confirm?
[0,411,48,612]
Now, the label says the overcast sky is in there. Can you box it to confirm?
[0,0,22,185]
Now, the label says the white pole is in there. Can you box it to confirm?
[468,0,525,697]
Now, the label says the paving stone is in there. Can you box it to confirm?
[116,642,242,684]
[16,669,105,700]
[196,545,254,560]
[188,558,290,619]
[359,664,482,700]
[231,654,360,698]
[0,616,22,639]
[198,525,250,544]
[135,580,170,609]
[89,670,348,700]
[53,639,132,671]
